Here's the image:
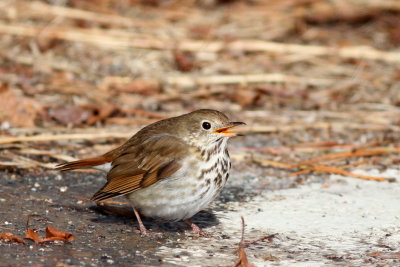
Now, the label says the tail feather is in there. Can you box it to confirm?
[55,156,109,171]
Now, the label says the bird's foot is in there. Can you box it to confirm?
[133,228,163,238]
[132,207,162,237]
[184,219,209,237]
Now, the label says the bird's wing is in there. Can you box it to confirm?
[91,134,189,201]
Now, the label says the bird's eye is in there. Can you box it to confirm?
[202,121,211,130]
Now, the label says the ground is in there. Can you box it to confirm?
[1,135,399,266]
[0,0,400,266]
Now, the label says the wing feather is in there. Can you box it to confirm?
[91,135,188,201]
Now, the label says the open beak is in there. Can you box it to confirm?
[213,122,246,137]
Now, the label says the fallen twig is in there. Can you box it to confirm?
[1,24,400,63]
[240,122,400,134]
[292,164,396,182]
[255,147,397,182]
[17,1,152,28]
[297,148,396,166]
[63,194,130,206]
[164,73,334,87]
[230,216,255,267]
[0,132,133,144]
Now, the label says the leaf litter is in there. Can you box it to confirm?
[0,221,74,245]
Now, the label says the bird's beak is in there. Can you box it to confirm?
[213,122,246,137]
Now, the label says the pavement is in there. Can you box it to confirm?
[0,157,399,266]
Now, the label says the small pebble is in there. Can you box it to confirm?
[59,186,68,192]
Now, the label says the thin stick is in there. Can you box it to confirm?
[0,132,133,144]
[18,1,152,28]
[239,216,245,248]
[241,122,400,134]
[256,160,395,182]
[164,73,334,87]
[63,194,130,205]
[1,23,400,63]
[253,159,294,169]
[299,164,396,182]
[297,149,395,166]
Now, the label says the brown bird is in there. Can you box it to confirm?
[56,109,245,236]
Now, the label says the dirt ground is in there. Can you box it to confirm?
[0,135,399,266]
[0,0,400,266]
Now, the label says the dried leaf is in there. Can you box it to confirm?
[83,104,115,125]
[24,228,42,243]
[0,83,41,127]
[229,217,255,267]
[234,247,255,267]
[48,106,90,125]
[0,232,26,244]
[174,51,196,72]
[230,88,258,108]
[45,226,74,242]
[25,225,74,243]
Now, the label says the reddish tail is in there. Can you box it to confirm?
[55,156,109,171]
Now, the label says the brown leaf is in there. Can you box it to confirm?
[45,226,74,242]
[82,104,115,125]
[0,83,41,127]
[229,217,255,267]
[24,226,74,243]
[48,106,90,125]
[234,247,255,267]
[0,232,26,244]
[174,51,196,72]
[24,228,42,243]
[230,88,258,108]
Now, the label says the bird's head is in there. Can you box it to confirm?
[177,109,246,147]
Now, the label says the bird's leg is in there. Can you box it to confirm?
[132,207,162,237]
[133,207,148,234]
[184,219,207,236]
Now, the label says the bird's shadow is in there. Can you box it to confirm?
[61,184,250,234]
[88,203,219,233]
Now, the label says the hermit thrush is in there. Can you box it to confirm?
[56,109,245,236]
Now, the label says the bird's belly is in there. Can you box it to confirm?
[126,155,230,221]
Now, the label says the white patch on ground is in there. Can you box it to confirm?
[156,168,400,266]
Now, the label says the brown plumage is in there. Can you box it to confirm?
[56,109,245,236]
